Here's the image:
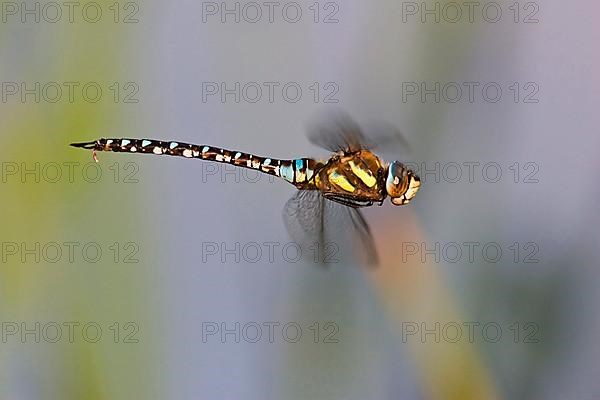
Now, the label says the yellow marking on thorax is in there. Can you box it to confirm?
[329,170,355,193]
[348,160,377,188]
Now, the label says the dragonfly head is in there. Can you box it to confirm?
[386,161,421,206]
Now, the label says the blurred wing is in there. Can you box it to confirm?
[306,110,372,153]
[362,120,412,159]
[306,109,411,160]
[346,206,379,266]
[282,190,378,267]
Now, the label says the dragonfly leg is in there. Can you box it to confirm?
[323,192,374,208]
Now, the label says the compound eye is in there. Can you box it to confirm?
[386,162,409,198]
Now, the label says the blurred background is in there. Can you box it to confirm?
[1,0,599,399]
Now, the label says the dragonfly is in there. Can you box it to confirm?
[70,112,421,265]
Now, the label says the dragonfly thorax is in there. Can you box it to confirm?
[316,150,386,202]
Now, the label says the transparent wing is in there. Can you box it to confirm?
[362,120,411,158]
[282,190,378,267]
[346,205,379,266]
[306,109,411,159]
[306,109,372,153]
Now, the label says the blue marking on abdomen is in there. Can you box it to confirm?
[295,159,305,182]
[280,163,294,183]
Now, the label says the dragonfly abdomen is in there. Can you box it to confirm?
[70,138,320,187]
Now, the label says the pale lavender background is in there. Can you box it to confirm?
[0,1,599,399]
